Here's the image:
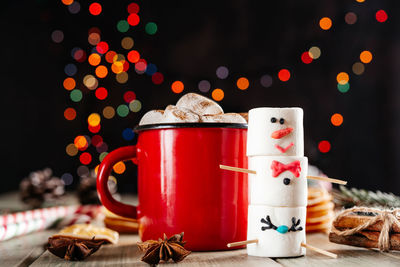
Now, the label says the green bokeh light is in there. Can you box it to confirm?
[70,89,83,102]
[99,152,108,162]
[117,20,129,33]
[145,22,158,35]
[337,82,350,93]
[117,104,129,117]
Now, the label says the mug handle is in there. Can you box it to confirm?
[97,145,137,219]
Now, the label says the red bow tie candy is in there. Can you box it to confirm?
[270,160,301,177]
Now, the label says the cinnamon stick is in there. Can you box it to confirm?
[334,214,400,233]
[329,232,400,251]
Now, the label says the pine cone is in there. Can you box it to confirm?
[77,170,118,205]
[20,168,65,208]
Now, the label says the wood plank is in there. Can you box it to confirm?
[31,234,281,267]
[277,233,400,267]
[0,230,54,267]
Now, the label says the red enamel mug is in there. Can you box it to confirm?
[97,123,248,251]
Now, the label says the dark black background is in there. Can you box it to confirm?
[0,0,399,194]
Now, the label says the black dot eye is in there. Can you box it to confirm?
[283,178,291,185]
[279,118,285,124]
[271,117,277,123]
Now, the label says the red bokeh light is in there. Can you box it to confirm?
[123,91,136,103]
[278,69,291,82]
[127,50,140,63]
[95,87,108,100]
[127,13,140,26]
[127,3,140,14]
[91,135,103,147]
[375,10,388,23]
[96,41,109,54]
[318,140,331,153]
[301,52,313,64]
[80,152,92,165]
[152,72,164,85]
[123,60,130,71]
[89,3,102,16]
[135,59,147,71]
[88,124,101,133]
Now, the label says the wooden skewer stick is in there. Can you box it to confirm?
[306,175,347,185]
[219,165,257,174]
[301,243,337,259]
[227,239,259,248]
[219,164,347,185]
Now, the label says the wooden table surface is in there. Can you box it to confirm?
[1,192,400,266]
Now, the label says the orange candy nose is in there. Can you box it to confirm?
[271,127,293,139]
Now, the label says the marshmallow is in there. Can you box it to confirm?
[247,205,306,257]
[247,108,304,156]
[139,110,165,125]
[162,105,201,123]
[239,113,248,123]
[176,93,223,115]
[248,156,308,207]
[201,113,247,123]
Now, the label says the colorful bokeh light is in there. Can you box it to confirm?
[360,51,372,64]
[319,17,332,30]
[336,72,349,85]
[375,10,388,23]
[89,3,102,16]
[278,69,291,82]
[237,77,249,90]
[212,88,224,101]
[171,81,184,93]
[331,113,344,126]
[318,140,331,153]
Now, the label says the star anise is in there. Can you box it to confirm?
[47,236,105,261]
[137,232,191,265]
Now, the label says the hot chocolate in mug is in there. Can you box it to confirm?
[97,123,248,251]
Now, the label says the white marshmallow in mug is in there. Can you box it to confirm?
[247,107,304,156]
[248,156,308,207]
[162,105,201,123]
[247,205,306,258]
[139,110,165,125]
[176,93,224,116]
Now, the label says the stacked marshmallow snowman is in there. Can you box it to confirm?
[246,107,307,257]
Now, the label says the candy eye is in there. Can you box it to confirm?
[271,117,277,123]
[279,118,285,124]
[283,178,291,185]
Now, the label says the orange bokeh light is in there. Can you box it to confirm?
[237,77,249,90]
[111,61,124,74]
[113,161,126,174]
[95,65,108,78]
[336,72,349,85]
[212,88,224,101]
[88,113,101,127]
[61,0,74,5]
[171,81,184,93]
[88,53,101,66]
[360,51,373,64]
[74,135,88,150]
[331,113,344,126]
[319,17,332,30]
[105,51,117,63]
[63,77,76,90]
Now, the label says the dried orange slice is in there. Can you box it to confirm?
[52,224,119,244]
